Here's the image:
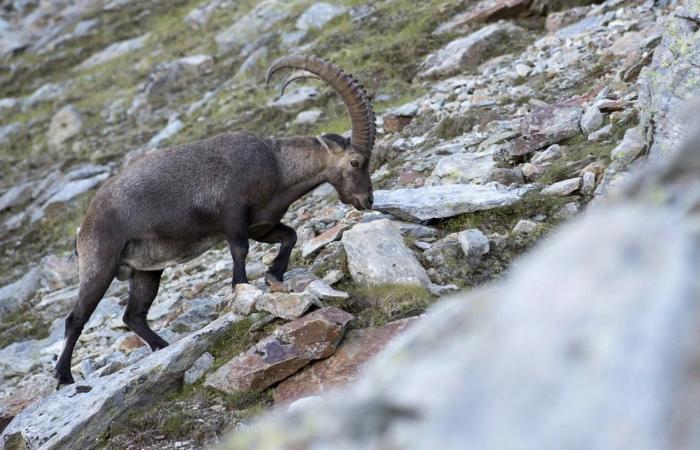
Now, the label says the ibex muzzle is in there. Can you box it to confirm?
[53,55,376,387]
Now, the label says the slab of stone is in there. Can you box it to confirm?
[305,280,349,301]
[77,33,150,69]
[1,312,245,450]
[342,219,430,286]
[296,3,346,31]
[184,352,215,384]
[302,223,349,258]
[541,177,581,196]
[230,283,265,315]
[274,317,418,405]
[0,182,34,212]
[506,105,583,157]
[434,0,531,35]
[256,292,316,320]
[418,22,526,79]
[204,307,353,393]
[373,184,521,222]
[428,149,497,185]
[611,127,645,165]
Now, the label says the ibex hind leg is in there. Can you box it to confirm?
[54,247,119,388]
[123,269,168,351]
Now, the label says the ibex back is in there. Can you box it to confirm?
[54,55,376,387]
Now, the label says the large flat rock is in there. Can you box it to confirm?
[1,312,244,450]
[373,184,521,221]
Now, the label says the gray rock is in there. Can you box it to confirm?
[47,105,83,149]
[580,105,604,135]
[256,292,317,320]
[418,22,526,79]
[230,283,264,315]
[305,280,349,301]
[24,83,66,107]
[184,352,215,384]
[531,144,562,165]
[588,124,612,142]
[77,33,150,69]
[506,105,583,157]
[40,172,109,215]
[0,182,34,212]
[0,124,21,145]
[145,55,215,97]
[301,223,349,258]
[234,46,268,80]
[639,2,700,160]
[428,149,497,185]
[486,167,524,186]
[184,0,222,28]
[0,268,41,317]
[342,219,430,286]
[581,171,596,195]
[1,312,245,450]
[541,177,580,196]
[373,184,521,221]
[553,201,581,219]
[322,270,344,285]
[170,297,223,333]
[457,229,489,258]
[611,127,645,165]
[512,219,540,234]
[296,3,346,31]
[521,162,543,181]
[215,1,294,53]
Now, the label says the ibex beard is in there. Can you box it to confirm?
[53,55,376,387]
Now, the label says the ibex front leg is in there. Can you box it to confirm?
[256,223,297,293]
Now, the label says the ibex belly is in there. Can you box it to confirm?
[118,238,216,279]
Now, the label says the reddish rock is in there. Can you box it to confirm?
[506,104,583,157]
[398,171,425,187]
[117,334,146,352]
[383,114,413,133]
[301,223,349,258]
[204,307,354,393]
[434,0,531,35]
[273,317,418,406]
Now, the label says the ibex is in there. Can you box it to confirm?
[54,55,376,386]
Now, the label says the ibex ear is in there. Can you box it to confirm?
[321,133,351,149]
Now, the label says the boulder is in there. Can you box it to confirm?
[204,307,353,393]
[610,127,645,165]
[506,105,583,157]
[457,229,490,259]
[580,105,603,135]
[230,283,265,315]
[274,317,419,405]
[1,312,245,450]
[0,268,41,317]
[418,22,526,79]
[373,184,520,221]
[342,219,430,286]
[215,1,294,53]
[541,177,581,196]
[427,149,497,185]
[434,0,531,35]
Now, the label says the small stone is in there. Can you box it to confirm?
[531,144,563,164]
[588,124,612,142]
[230,283,264,315]
[184,352,215,384]
[521,163,544,181]
[515,63,531,78]
[302,223,349,258]
[554,202,581,219]
[295,109,323,125]
[512,219,539,234]
[305,280,349,301]
[581,171,596,195]
[48,105,83,149]
[322,270,344,285]
[580,105,604,135]
[256,292,316,320]
[541,177,581,196]
[116,335,146,353]
[458,229,490,258]
[383,114,414,133]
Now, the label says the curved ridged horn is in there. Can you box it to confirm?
[266,55,376,152]
[280,70,321,97]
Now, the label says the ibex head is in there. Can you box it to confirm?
[266,55,376,210]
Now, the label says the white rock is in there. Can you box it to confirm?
[541,177,581,196]
[77,33,150,69]
[457,229,489,258]
[147,114,183,149]
[374,184,521,221]
[268,87,319,110]
[428,149,497,185]
[611,127,645,165]
[0,181,34,212]
[322,270,344,285]
[230,283,264,315]
[256,292,316,320]
[588,124,612,142]
[581,171,596,195]
[513,219,540,234]
[531,144,562,164]
[295,109,323,125]
[342,219,430,286]
[305,280,349,300]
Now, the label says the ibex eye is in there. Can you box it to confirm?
[351,160,360,168]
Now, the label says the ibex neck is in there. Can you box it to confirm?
[274,136,330,201]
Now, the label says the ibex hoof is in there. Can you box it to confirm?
[264,272,288,293]
[54,373,75,390]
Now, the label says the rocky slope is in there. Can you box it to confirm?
[0,0,694,448]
